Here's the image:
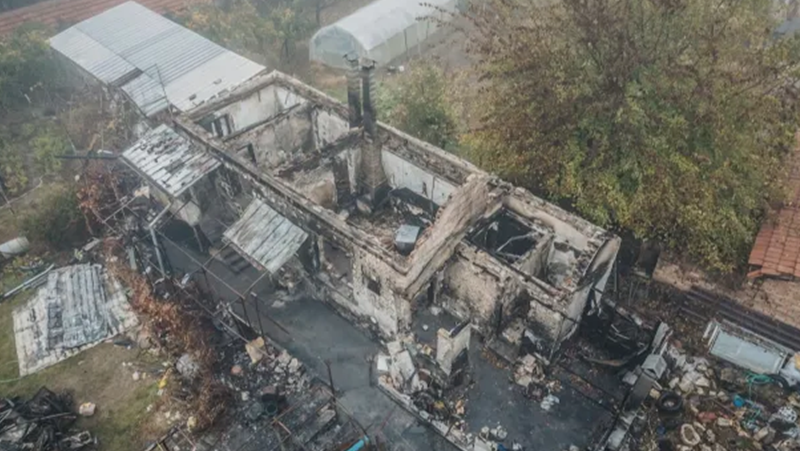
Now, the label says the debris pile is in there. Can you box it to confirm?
[106,243,232,432]
[378,334,569,451]
[377,337,475,446]
[643,346,800,451]
[220,336,313,423]
[0,388,96,450]
[513,354,562,409]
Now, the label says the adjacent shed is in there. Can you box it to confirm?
[309,0,458,69]
[121,124,220,199]
[223,198,309,274]
[49,1,265,116]
[13,264,137,376]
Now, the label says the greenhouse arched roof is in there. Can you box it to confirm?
[325,0,455,52]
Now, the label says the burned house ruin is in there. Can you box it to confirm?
[120,65,620,361]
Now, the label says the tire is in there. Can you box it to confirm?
[657,391,683,414]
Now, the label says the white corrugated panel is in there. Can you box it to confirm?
[13,264,137,376]
[223,199,308,273]
[165,52,267,113]
[49,27,137,84]
[49,1,265,116]
[121,124,221,198]
[708,322,789,375]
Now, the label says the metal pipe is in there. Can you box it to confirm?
[325,359,335,394]
[2,264,55,299]
[55,154,118,160]
[148,202,173,277]
[345,437,369,451]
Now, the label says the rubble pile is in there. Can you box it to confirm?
[378,335,571,451]
[0,388,96,450]
[377,337,475,446]
[218,337,312,424]
[513,354,562,410]
[645,347,800,451]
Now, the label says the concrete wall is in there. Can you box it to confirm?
[212,84,306,132]
[351,249,412,336]
[381,149,458,206]
[441,252,504,332]
[440,243,568,346]
[312,108,349,149]
[227,111,313,170]
[506,193,601,253]
[379,124,478,186]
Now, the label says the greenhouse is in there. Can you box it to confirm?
[309,0,459,69]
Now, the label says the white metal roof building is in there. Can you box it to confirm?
[49,1,265,116]
[309,0,458,69]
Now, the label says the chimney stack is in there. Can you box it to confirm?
[358,60,388,210]
[361,60,377,138]
[345,53,362,128]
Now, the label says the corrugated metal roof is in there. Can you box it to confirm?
[122,124,220,198]
[49,1,265,116]
[13,264,137,376]
[223,199,309,273]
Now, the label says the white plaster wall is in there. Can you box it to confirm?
[312,108,349,149]
[506,195,592,251]
[563,283,592,339]
[213,85,306,132]
[436,325,471,375]
[340,146,361,195]
[351,249,406,336]
[589,236,621,296]
[381,150,457,205]
[229,113,312,169]
[442,255,502,330]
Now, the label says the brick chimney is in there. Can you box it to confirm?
[345,53,362,128]
[358,61,388,210]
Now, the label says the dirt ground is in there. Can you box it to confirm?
[653,258,800,332]
[0,290,170,450]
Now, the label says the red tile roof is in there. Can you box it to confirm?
[749,134,800,278]
[0,0,206,36]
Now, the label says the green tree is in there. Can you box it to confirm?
[179,0,272,55]
[377,64,459,150]
[267,0,315,59]
[0,23,53,110]
[180,0,314,61]
[463,0,800,271]
[21,185,86,250]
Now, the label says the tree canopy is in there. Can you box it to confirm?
[179,0,315,61]
[463,0,800,271]
[377,64,460,150]
[0,23,52,110]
